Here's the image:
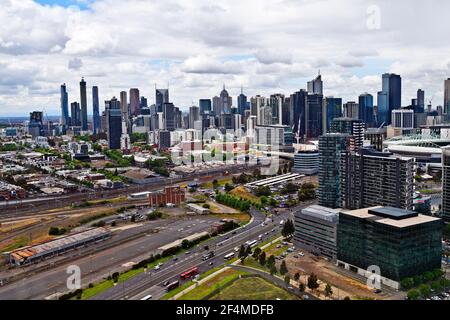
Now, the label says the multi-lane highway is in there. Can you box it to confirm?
[0,216,222,300]
[0,199,312,300]
[93,204,306,301]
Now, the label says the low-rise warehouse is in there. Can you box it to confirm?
[5,227,111,266]
[186,203,210,215]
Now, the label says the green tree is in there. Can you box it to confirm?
[423,271,434,282]
[238,245,246,258]
[307,273,320,291]
[299,283,306,293]
[400,278,414,290]
[259,251,267,266]
[281,219,295,238]
[270,265,277,275]
[255,186,271,197]
[267,255,276,269]
[407,289,420,300]
[284,275,291,286]
[294,273,300,282]
[181,239,191,249]
[431,281,442,292]
[253,247,262,259]
[279,260,288,275]
[419,284,431,298]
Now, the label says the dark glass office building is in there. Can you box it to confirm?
[380,73,402,126]
[80,78,88,131]
[323,97,342,132]
[199,99,212,114]
[290,90,307,139]
[337,207,442,289]
[105,97,122,150]
[92,86,100,134]
[306,94,323,138]
[358,93,374,127]
[237,91,248,117]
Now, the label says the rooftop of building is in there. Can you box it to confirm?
[340,207,441,228]
[300,205,339,222]
[7,227,110,258]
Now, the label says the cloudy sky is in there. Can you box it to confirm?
[0,0,450,116]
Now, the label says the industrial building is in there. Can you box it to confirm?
[5,228,111,266]
[186,203,211,215]
[148,185,186,207]
[0,181,26,201]
[337,207,442,289]
[293,205,339,260]
[340,148,415,210]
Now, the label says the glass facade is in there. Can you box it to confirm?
[337,208,442,282]
[324,97,342,132]
[318,133,350,209]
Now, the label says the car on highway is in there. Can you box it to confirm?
[140,294,152,300]
[185,251,191,255]
[163,281,169,286]
[208,262,214,266]
[173,257,178,262]
[154,265,161,271]
[234,247,240,252]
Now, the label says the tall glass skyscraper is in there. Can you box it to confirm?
[416,89,425,114]
[129,88,140,116]
[318,133,350,209]
[237,88,247,117]
[379,73,401,125]
[323,97,342,132]
[199,99,212,114]
[358,93,374,127]
[306,94,323,138]
[60,83,69,128]
[377,91,388,126]
[290,89,307,139]
[92,86,100,134]
[444,79,450,115]
[80,78,88,131]
[156,88,169,113]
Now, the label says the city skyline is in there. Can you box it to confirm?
[1,0,450,116]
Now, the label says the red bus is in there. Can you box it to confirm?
[166,281,180,292]
[180,267,199,280]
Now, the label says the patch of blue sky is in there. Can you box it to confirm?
[34,0,91,10]
[351,57,394,78]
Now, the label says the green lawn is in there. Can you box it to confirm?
[77,255,173,300]
[211,276,298,300]
[177,269,247,300]
[161,266,223,300]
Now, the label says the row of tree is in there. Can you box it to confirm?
[215,192,253,212]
